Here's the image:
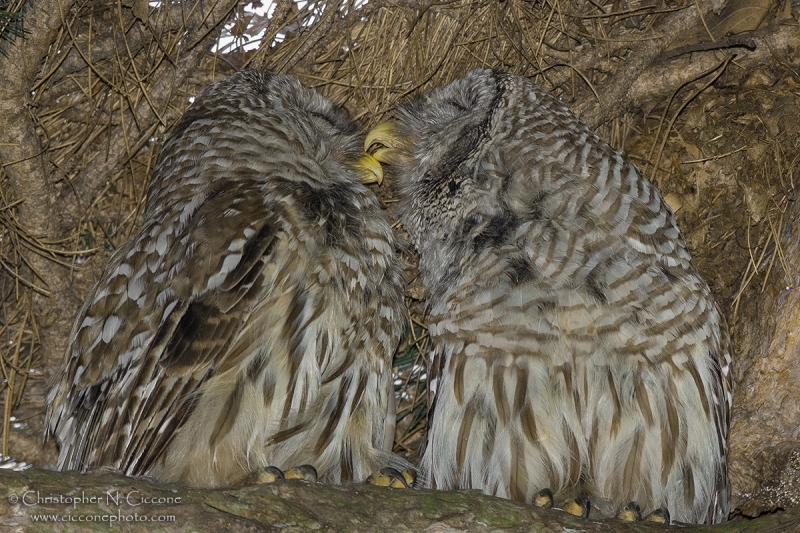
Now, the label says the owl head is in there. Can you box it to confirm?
[369,69,585,294]
[365,70,505,279]
[147,70,385,218]
[173,71,364,161]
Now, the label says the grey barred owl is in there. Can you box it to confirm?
[368,69,732,524]
[46,70,408,488]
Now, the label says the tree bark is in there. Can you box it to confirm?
[2,469,799,532]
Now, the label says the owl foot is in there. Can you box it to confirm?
[644,507,670,524]
[533,488,554,509]
[533,489,590,518]
[561,496,591,518]
[365,467,417,488]
[249,464,318,484]
[617,501,643,521]
[616,502,671,524]
[285,464,319,481]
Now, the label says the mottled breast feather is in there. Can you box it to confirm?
[386,68,731,524]
[45,70,407,487]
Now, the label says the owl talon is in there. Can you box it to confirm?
[249,465,285,484]
[617,501,643,521]
[644,507,670,524]
[249,464,318,484]
[562,496,591,518]
[533,488,554,509]
[284,464,318,482]
[365,467,417,488]
[400,467,418,487]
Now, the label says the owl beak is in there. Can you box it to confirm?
[364,122,407,165]
[353,153,384,185]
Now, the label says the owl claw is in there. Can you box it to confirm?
[399,467,418,487]
[250,464,318,484]
[644,507,671,524]
[365,467,417,488]
[617,501,643,521]
[248,464,320,484]
[533,488,554,508]
[284,464,318,482]
[562,496,591,518]
[249,465,285,484]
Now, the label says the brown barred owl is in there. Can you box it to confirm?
[46,70,408,488]
[368,69,732,524]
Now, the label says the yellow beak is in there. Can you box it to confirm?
[352,153,384,185]
[364,122,407,165]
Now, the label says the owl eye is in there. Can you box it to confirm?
[309,110,341,129]
[444,99,469,113]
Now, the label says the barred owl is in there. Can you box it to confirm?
[367,69,732,524]
[46,70,408,488]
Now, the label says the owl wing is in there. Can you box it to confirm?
[47,180,281,474]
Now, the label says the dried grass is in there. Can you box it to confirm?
[732,148,797,321]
